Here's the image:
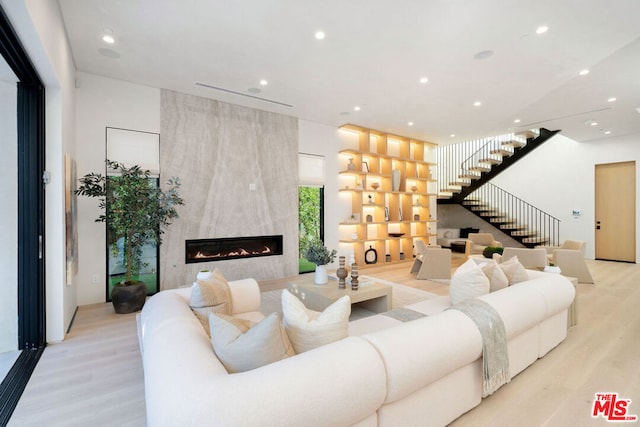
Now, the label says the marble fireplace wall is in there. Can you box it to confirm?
[160,90,299,289]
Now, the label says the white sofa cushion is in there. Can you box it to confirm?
[449,258,490,305]
[190,268,232,334]
[281,289,351,353]
[499,256,529,285]
[209,312,295,373]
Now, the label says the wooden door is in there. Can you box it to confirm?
[595,161,636,262]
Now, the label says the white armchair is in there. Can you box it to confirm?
[537,240,594,283]
[493,247,548,270]
[464,233,502,257]
[411,240,451,280]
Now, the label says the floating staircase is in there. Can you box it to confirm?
[437,128,561,247]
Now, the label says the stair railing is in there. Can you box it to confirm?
[465,182,560,247]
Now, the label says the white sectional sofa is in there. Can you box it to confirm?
[138,272,575,427]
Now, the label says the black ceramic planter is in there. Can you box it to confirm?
[111,281,147,314]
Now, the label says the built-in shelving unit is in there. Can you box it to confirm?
[338,124,438,267]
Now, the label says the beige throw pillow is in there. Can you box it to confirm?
[450,258,490,305]
[499,255,529,285]
[481,260,509,292]
[209,312,295,373]
[190,269,232,335]
[281,289,351,353]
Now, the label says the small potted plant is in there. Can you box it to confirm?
[482,246,504,259]
[303,239,337,285]
[76,160,184,313]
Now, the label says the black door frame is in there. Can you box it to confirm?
[0,5,46,424]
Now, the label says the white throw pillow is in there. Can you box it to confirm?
[190,268,232,335]
[450,258,490,305]
[481,260,509,292]
[281,289,350,353]
[209,312,295,373]
[499,255,529,285]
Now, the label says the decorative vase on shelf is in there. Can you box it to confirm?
[392,169,401,192]
[315,264,329,285]
[336,256,348,289]
[347,158,355,171]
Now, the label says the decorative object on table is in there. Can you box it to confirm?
[384,206,390,221]
[544,264,562,274]
[482,246,504,259]
[366,214,373,222]
[414,214,420,221]
[386,254,391,262]
[303,239,337,285]
[362,161,369,173]
[392,169,401,191]
[75,159,184,314]
[371,182,380,191]
[196,270,212,281]
[347,157,355,171]
[350,263,359,290]
[336,256,348,289]
[365,245,378,264]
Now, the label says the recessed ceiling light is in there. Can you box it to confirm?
[450,134,456,138]
[102,34,115,44]
[354,106,361,111]
[535,26,549,35]
[260,79,268,86]
[419,77,428,84]
[579,69,590,76]
[514,119,521,124]
[408,122,414,126]
[604,131,611,135]
[608,97,617,102]
[590,122,598,126]
[315,31,325,40]
[473,101,482,107]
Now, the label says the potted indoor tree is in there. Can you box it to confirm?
[303,239,337,285]
[76,159,184,313]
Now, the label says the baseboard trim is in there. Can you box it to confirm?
[0,347,45,426]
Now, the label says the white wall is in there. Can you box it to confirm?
[0,80,18,352]
[1,0,77,342]
[491,132,640,260]
[75,72,160,305]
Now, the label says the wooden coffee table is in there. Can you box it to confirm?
[287,275,392,313]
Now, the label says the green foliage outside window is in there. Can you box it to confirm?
[298,186,321,256]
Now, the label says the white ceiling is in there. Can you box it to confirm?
[57,0,640,145]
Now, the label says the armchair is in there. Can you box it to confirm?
[493,247,548,270]
[411,240,451,280]
[464,233,502,257]
[537,240,594,283]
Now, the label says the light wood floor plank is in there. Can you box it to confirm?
[8,258,640,426]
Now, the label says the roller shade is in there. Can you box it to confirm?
[299,153,325,186]
[106,127,160,176]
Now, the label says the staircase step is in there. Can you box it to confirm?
[449,180,472,187]
[479,157,502,165]
[515,129,539,140]
[501,137,527,148]
[489,217,510,223]
[511,230,535,237]
[459,173,482,180]
[445,187,462,193]
[490,147,514,157]
[469,165,491,173]
[437,192,453,199]
[500,223,527,230]
[521,236,549,244]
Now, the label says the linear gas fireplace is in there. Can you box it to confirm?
[185,235,283,264]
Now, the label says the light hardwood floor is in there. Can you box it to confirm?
[8,258,640,426]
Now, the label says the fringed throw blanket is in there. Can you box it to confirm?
[449,299,510,397]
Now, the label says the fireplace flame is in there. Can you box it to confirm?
[193,245,273,259]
